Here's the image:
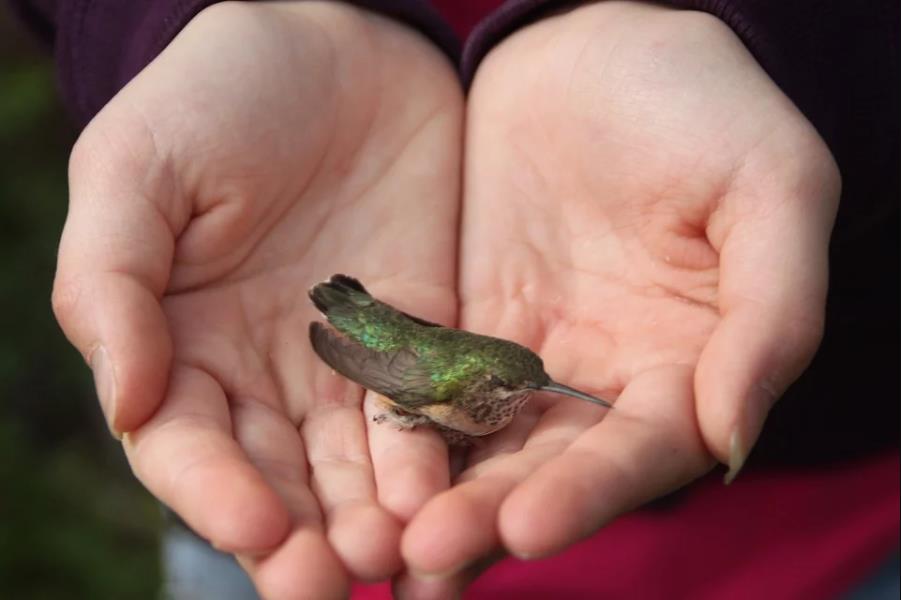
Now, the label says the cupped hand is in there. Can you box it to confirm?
[51,2,461,597]
[397,2,839,593]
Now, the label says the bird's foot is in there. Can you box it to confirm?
[373,406,433,431]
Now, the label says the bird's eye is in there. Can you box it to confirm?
[489,375,507,388]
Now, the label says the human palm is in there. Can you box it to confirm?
[53,3,461,596]
[397,3,840,588]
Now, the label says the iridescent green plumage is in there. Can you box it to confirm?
[308,274,611,440]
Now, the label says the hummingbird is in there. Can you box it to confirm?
[308,274,613,444]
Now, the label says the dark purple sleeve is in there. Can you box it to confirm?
[463,1,900,467]
[7,0,460,128]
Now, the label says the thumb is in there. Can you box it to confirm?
[52,123,183,435]
[696,157,839,483]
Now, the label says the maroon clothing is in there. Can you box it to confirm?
[353,452,899,599]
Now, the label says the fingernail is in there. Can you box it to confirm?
[90,345,120,439]
[724,384,775,485]
[724,430,745,485]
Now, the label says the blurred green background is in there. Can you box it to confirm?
[0,8,162,598]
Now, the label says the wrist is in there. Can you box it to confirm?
[468,1,745,87]
[518,1,741,58]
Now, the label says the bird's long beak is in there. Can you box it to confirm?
[538,381,613,408]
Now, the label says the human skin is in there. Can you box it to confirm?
[393,2,839,596]
[51,1,840,598]
[51,2,462,597]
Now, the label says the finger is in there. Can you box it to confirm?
[393,574,463,600]
[393,549,506,600]
[498,365,711,559]
[302,385,403,581]
[238,529,349,600]
[53,128,186,434]
[124,364,291,552]
[399,400,599,578]
[365,391,450,522]
[230,396,354,597]
[231,396,323,527]
[698,171,839,481]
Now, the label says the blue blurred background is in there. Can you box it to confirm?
[0,8,161,597]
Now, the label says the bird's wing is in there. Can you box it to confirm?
[398,310,443,328]
[309,322,434,405]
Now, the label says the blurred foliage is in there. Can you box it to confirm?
[0,8,161,599]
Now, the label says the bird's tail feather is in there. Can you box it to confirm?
[309,274,373,315]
